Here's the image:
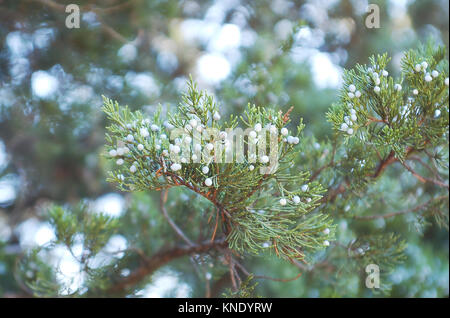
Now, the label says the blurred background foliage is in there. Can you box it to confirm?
[0,0,448,297]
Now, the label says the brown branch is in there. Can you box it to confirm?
[310,142,337,182]
[408,156,444,181]
[370,145,418,179]
[107,238,227,294]
[31,0,128,43]
[210,208,219,242]
[322,146,418,203]
[205,277,211,298]
[159,188,218,295]
[227,252,238,292]
[159,189,194,246]
[371,150,397,178]
[88,0,137,14]
[309,163,330,182]
[320,182,347,203]
[321,150,398,203]
[354,195,448,220]
[289,258,311,272]
[401,161,449,189]
[31,0,65,11]
[366,116,388,125]
[95,15,128,43]
[281,106,294,124]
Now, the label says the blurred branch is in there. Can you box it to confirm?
[31,0,129,43]
[159,189,194,246]
[88,0,137,14]
[408,156,444,181]
[309,141,337,182]
[371,150,398,179]
[354,195,449,220]
[321,145,440,203]
[401,161,449,189]
[31,0,65,11]
[94,14,128,44]
[225,250,238,292]
[107,238,227,294]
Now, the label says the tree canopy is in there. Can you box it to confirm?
[0,0,448,298]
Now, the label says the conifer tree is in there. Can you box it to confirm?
[17,43,448,297]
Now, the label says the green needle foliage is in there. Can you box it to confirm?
[327,43,449,171]
[17,44,449,297]
[102,78,334,262]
